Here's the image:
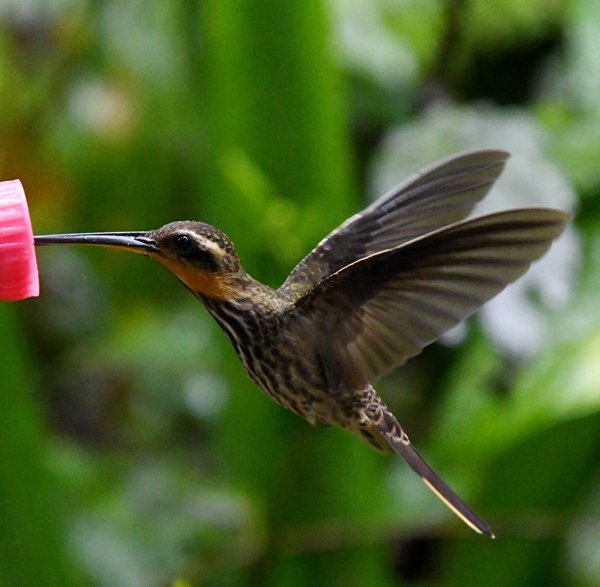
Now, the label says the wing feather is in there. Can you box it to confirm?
[281,149,510,293]
[287,209,568,390]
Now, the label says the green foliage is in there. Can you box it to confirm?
[0,306,83,586]
[1,0,600,585]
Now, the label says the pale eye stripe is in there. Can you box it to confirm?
[177,231,228,258]
[196,235,227,257]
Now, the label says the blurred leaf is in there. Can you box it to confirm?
[429,325,600,480]
[330,0,425,86]
[566,475,600,587]
[0,305,82,586]
[436,415,600,587]
[538,0,600,190]
[68,458,260,587]
[462,0,565,48]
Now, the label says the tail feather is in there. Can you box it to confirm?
[378,411,494,537]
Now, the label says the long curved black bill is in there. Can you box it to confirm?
[34,231,158,254]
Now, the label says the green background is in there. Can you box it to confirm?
[1,1,599,585]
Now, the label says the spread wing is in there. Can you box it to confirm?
[281,149,510,295]
[287,209,567,391]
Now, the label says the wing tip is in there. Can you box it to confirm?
[438,148,511,170]
[494,207,570,239]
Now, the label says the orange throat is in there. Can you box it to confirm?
[158,259,235,300]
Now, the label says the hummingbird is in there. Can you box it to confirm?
[34,150,568,537]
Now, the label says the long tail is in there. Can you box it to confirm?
[378,410,494,537]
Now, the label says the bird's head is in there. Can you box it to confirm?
[35,221,243,300]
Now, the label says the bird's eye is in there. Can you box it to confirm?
[174,234,194,253]
[172,232,218,270]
